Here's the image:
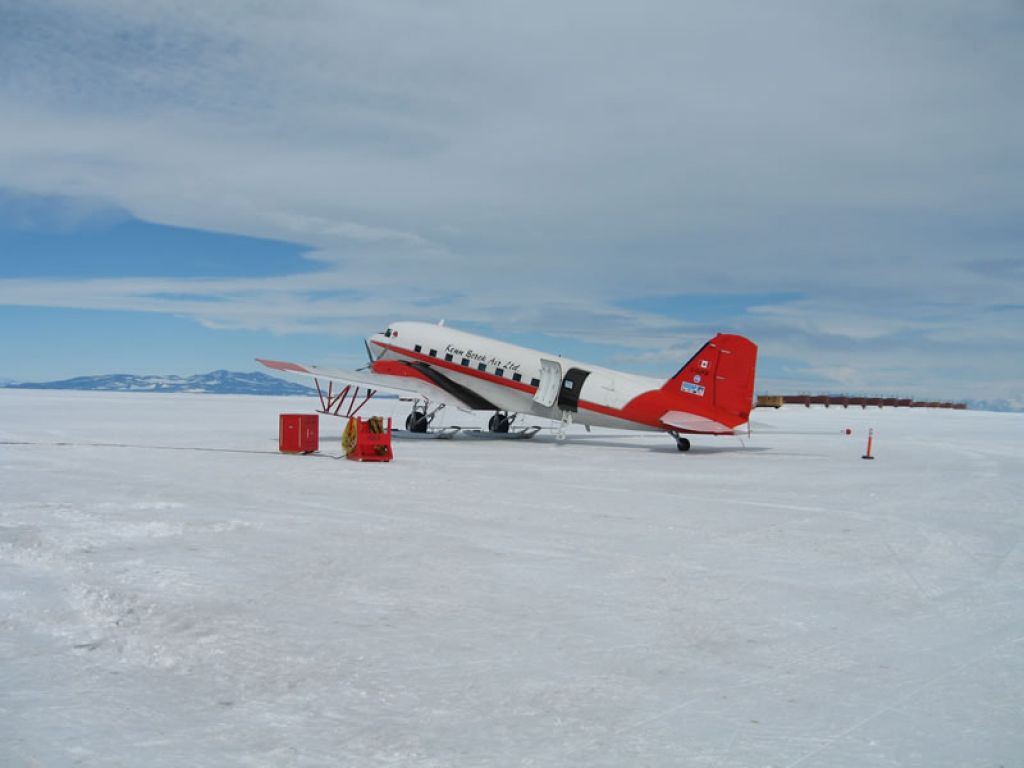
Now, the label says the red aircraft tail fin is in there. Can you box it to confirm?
[662,334,758,425]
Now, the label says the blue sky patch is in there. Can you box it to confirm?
[0,305,349,381]
[0,197,313,279]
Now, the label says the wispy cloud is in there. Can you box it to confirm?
[1,1,1022,401]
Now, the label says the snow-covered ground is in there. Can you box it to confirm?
[2,390,1022,767]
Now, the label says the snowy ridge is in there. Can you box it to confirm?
[2,370,314,395]
[966,396,1024,413]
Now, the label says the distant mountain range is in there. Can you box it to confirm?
[966,398,1023,414]
[1,372,1018,411]
[1,370,315,396]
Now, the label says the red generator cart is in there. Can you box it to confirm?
[342,416,393,462]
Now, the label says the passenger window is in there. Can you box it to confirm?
[414,344,422,353]
[429,349,437,357]
[445,353,453,362]
[477,363,487,372]
[461,358,470,367]
[530,378,540,387]
[512,373,522,382]
[495,368,504,377]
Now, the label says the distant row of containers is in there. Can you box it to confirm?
[756,395,967,410]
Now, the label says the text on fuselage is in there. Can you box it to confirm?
[444,344,521,372]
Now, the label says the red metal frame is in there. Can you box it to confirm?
[314,378,377,418]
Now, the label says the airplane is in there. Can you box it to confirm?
[258,321,757,451]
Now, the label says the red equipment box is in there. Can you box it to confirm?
[279,413,319,454]
[342,416,393,462]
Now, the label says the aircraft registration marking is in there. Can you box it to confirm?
[681,381,706,396]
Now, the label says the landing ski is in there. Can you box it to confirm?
[458,426,542,440]
[392,426,462,440]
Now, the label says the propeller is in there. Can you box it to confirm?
[356,339,376,372]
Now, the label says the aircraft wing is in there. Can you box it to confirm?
[256,358,472,409]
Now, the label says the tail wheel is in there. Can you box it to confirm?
[406,411,429,433]
[488,413,511,433]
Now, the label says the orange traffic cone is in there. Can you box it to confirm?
[862,428,875,460]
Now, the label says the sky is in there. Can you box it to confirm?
[0,1,1022,407]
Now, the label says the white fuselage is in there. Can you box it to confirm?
[368,321,664,430]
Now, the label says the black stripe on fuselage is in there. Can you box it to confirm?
[405,361,499,410]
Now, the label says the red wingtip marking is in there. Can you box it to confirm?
[256,358,308,374]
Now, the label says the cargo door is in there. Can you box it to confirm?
[533,359,562,407]
[557,368,591,413]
